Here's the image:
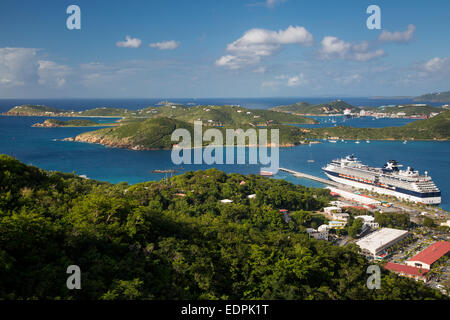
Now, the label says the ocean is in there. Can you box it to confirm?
[0,98,448,210]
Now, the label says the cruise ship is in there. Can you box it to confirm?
[322,155,441,205]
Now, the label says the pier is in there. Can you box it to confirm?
[279,168,341,187]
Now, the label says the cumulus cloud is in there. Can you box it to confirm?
[378,24,416,43]
[38,60,71,87]
[116,36,142,48]
[0,48,39,86]
[287,73,307,87]
[216,25,313,69]
[265,0,286,7]
[149,40,180,50]
[421,57,450,73]
[318,36,385,61]
[262,73,308,88]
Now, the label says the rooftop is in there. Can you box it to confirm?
[408,241,450,265]
[356,228,409,254]
[384,262,429,277]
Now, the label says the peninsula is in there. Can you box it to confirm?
[32,119,116,128]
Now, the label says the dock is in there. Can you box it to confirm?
[279,167,341,187]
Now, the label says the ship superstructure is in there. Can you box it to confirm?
[322,155,441,205]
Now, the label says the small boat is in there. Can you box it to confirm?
[355,141,360,144]
[260,170,273,176]
[403,140,407,144]
[307,160,315,163]
[329,140,337,143]
[366,140,370,143]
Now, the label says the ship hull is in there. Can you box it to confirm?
[324,172,441,205]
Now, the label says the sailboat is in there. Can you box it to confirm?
[307,142,315,163]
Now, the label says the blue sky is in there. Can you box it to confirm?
[0,0,449,98]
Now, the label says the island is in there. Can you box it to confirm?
[3,105,131,117]
[71,110,450,150]
[414,91,450,103]
[304,110,450,141]
[3,103,317,126]
[270,99,359,115]
[32,119,116,128]
[73,117,312,150]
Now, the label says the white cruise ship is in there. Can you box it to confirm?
[322,155,441,205]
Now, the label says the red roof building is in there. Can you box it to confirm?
[384,262,429,282]
[406,241,450,270]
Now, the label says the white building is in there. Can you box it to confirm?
[356,228,409,258]
[333,212,350,221]
[306,228,328,241]
[355,215,379,229]
[324,206,342,215]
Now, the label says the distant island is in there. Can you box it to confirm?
[305,110,450,141]
[32,119,116,128]
[271,99,445,118]
[3,105,131,117]
[72,110,450,151]
[74,117,311,150]
[270,100,360,115]
[3,103,316,126]
[414,91,450,103]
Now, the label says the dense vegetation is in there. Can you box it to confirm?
[271,100,360,115]
[305,110,450,140]
[374,212,411,230]
[75,117,313,150]
[0,155,445,300]
[33,119,108,127]
[414,91,450,103]
[139,104,316,125]
[4,104,316,126]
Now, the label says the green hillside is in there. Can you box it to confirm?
[0,155,444,300]
[378,104,443,116]
[271,100,360,115]
[306,110,450,140]
[78,107,131,117]
[3,105,66,116]
[140,104,316,125]
[33,119,107,127]
[414,91,450,103]
[75,117,311,149]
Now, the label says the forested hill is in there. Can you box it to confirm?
[74,117,313,150]
[306,110,450,140]
[3,104,317,126]
[270,100,359,115]
[414,91,450,103]
[0,155,445,300]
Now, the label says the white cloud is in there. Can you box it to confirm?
[116,36,142,48]
[38,60,71,87]
[149,40,180,50]
[318,36,385,61]
[263,73,308,88]
[216,25,313,69]
[253,66,267,73]
[378,24,416,43]
[421,57,450,73]
[0,48,39,86]
[265,0,286,8]
[287,73,307,87]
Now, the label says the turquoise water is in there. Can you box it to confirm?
[1,114,449,210]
